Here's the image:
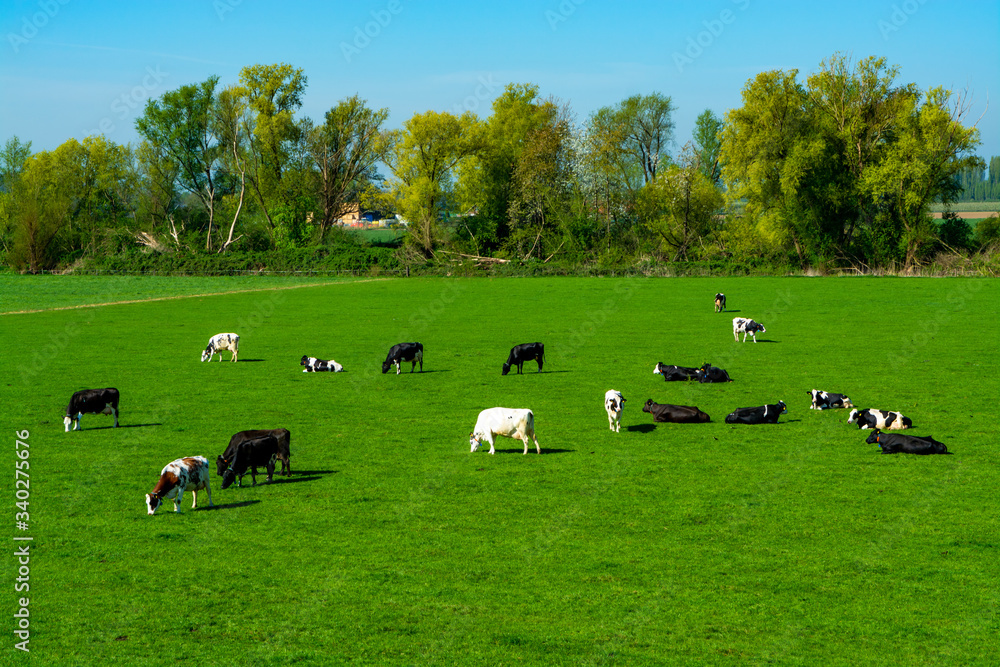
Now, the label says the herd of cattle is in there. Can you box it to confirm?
[61,293,949,515]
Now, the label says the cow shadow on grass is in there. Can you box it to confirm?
[267,474,325,485]
[490,448,574,454]
[626,424,657,433]
[202,500,260,511]
[84,423,162,430]
[750,339,779,344]
[236,358,266,362]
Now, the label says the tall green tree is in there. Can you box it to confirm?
[588,92,675,193]
[304,95,391,239]
[692,109,724,186]
[136,76,221,249]
[386,110,484,256]
[0,136,33,256]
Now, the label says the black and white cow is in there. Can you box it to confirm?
[866,429,950,455]
[642,399,711,423]
[201,333,239,362]
[808,390,854,410]
[733,317,766,343]
[696,363,733,383]
[145,456,213,515]
[64,388,120,432]
[300,355,343,372]
[725,401,787,424]
[502,342,545,375]
[848,408,912,430]
[652,362,700,381]
[382,342,423,374]
[217,429,292,477]
[715,293,726,312]
[220,434,279,489]
[604,390,626,432]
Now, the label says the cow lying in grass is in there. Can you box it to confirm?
[848,408,912,430]
[145,456,213,515]
[604,390,625,432]
[301,355,343,372]
[866,429,950,455]
[696,363,732,383]
[725,401,787,424]
[642,399,711,423]
[470,407,540,455]
[808,390,853,410]
[653,363,700,381]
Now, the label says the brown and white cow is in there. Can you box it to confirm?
[145,456,213,515]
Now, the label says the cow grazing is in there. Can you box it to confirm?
[201,333,239,362]
[604,390,626,432]
[808,390,854,410]
[502,342,545,375]
[642,399,711,423]
[696,363,733,383]
[725,401,787,424]
[382,342,423,374]
[300,355,343,372]
[715,293,726,312]
[866,429,950,455]
[652,362,700,381]
[64,388,120,432]
[217,429,292,478]
[848,408,912,430]
[733,317,766,343]
[470,408,540,455]
[220,435,279,489]
[145,456,212,515]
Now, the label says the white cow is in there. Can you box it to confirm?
[604,390,625,432]
[469,408,540,455]
[201,333,239,362]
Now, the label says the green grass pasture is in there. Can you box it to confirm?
[2,276,998,665]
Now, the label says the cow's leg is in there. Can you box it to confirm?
[522,436,529,455]
[232,344,238,362]
[533,434,541,454]
[190,488,198,510]
[487,435,496,455]
[204,479,213,507]
[112,405,119,427]
[395,361,401,375]
[174,489,184,512]
[266,457,275,482]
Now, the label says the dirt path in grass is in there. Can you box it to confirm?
[1,277,393,316]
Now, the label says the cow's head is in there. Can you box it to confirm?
[847,409,859,424]
[642,399,655,413]
[63,415,73,431]
[145,493,163,516]
[501,362,511,376]
[200,346,213,362]
[865,429,882,445]
[221,468,237,490]
[215,456,230,477]
[300,356,310,366]
[778,401,787,414]
[469,433,482,453]
[381,359,393,374]
[653,363,664,375]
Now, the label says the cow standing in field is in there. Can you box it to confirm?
[218,429,292,477]
[848,408,912,430]
[470,408,540,455]
[642,399,711,423]
[653,362,700,381]
[502,342,545,375]
[604,390,626,432]
[64,388,120,431]
[715,293,726,312]
[145,456,213,515]
[808,390,854,410]
[220,434,279,489]
[300,356,343,372]
[725,401,787,424]
[382,342,423,374]
[202,333,239,362]
[866,429,950,455]
[733,317,766,343]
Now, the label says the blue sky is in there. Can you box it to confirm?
[1,0,997,161]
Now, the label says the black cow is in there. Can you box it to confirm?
[502,342,544,375]
[642,399,711,423]
[382,342,424,374]
[652,362,700,381]
[217,429,292,477]
[220,434,279,489]
[866,429,950,455]
[696,363,732,383]
[725,401,787,424]
[848,408,912,430]
[714,293,726,312]
[64,388,120,432]
[807,390,853,410]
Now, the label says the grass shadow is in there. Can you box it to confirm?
[626,424,657,433]
[203,500,261,510]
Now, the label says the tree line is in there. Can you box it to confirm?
[0,53,996,275]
